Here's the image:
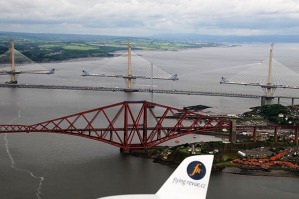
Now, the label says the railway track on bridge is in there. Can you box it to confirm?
[0,83,260,99]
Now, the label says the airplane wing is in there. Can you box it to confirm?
[98,155,214,199]
[100,195,159,199]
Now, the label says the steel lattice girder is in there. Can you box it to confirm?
[0,125,30,132]
[23,101,231,149]
[0,101,298,149]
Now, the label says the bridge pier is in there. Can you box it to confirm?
[229,120,236,143]
[276,97,298,106]
[261,96,275,106]
[120,148,131,154]
[292,98,295,106]
[274,128,278,143]
[295,128,298,146]
[253,127,257,143]
[261,96,266,106]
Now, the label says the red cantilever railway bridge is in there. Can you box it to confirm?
[0,101,298,149]
[0,101,232,149]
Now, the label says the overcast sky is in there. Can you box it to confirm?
[1,0,299,36]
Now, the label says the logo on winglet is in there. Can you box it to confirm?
[187,161,206,180]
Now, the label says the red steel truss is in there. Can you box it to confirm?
[0,101,232,149]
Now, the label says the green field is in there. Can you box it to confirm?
[0,32,225,62]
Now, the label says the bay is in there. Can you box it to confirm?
[0,43,299,199]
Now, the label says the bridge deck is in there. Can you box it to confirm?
[0,83,260,99]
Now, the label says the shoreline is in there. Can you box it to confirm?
[129,150,299,178]
[223,166,299,178]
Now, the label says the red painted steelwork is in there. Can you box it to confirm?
[0,101,231,149]
[0,125,30,132]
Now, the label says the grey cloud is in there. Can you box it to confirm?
[1,0,299,36]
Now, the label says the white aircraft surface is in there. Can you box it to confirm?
[98,155,214,199]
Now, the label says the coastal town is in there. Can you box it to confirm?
[234,147,299,170]
[136,104,299,177]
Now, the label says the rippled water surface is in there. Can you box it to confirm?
[1,44,299,199]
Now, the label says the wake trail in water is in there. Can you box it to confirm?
[4,104,44,199]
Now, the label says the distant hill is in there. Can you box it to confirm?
[0,32,224,62]
[0,31,127,42]
[2,31,296,62]
[1,31,299,43]
[150,33,299,43]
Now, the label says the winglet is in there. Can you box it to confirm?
[156,155,214,199]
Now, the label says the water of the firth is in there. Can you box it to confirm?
[0,44,299,199]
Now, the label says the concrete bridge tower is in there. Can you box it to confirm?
[127,42,133,89]
[9,39,17,84]
[261,43,275,105]
[265,43,274,97]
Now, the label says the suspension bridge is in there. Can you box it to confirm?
[0,101,298,150]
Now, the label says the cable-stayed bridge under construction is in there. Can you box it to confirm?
[0,40,55,83]
[1,41,299,105]
[220,44,299,104]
